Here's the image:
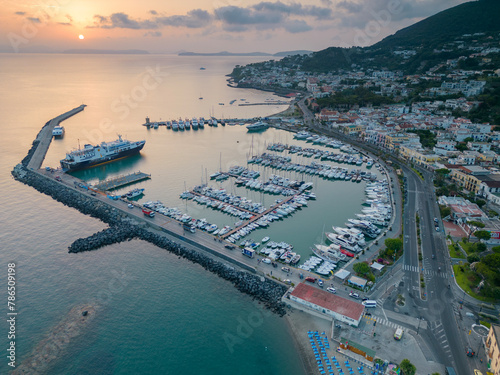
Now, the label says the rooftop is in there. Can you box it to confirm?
[290,283,364,321]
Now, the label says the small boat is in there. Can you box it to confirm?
[125,188,145,199]
[262,236,270,243]
[52,125,65,137]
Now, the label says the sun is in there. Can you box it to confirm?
[78,34,84,40]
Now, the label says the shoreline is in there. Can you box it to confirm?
[285,309,332,375]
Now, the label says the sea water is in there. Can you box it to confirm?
[0,53,377,374]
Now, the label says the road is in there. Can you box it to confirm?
[297,98,478,375]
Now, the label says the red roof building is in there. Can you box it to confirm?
[289,283,364,326]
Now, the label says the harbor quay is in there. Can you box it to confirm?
[12,106,412,374]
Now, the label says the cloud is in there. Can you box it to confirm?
[144,31,162,37]
[27,17,41,23]
[283,19,313,33]
[58,22,71,26]
[15,11,26,16]
[335,0,468,27]
[89,2,332,34]
[157,9,212,28]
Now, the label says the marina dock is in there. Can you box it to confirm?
[221,195,296,239]
[94,172,151,191]
[238,101,289,106]
[28,104,86,170]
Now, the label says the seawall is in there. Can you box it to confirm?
[12,163,288,315]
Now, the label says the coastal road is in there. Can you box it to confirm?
[298,98,475,374]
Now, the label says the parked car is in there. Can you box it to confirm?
[281,266,290,273]
[317,280,324,287]
[327,287,336,294]
[305,276,317,283]
[262,258,271,264]
[283,279,292,285]
[349,292,360,299]
[436,226,440,232]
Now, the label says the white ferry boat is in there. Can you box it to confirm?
[60,135,145,171]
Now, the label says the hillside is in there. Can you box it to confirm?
[298,0,500,73]
[374,0,500,50]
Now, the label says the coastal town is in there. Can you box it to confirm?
[7,1,500,375]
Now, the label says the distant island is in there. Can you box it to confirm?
[179,50,312,57]
[63,49,149,55]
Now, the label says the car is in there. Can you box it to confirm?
[466,348,475,357]
[127,203,134,209]
[283,279,292,285]
[305,276,317,283]
[55,175,62,181]
[362,297,369,301]
[349,292,360,299]
[434,217,439,223]
[436,226,440,232]
[474,370,483,375]
[365,312,372,316]
[281,266,290,273]
[262,258,271,264]
[225,245,236,250]
[327,287,336,294]
[317,280,324,287]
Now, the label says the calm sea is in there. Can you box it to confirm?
[0,53,378,374]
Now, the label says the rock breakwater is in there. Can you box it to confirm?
[12,164,288,315]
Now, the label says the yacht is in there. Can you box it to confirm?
[325,232,362,253]
[246,121,269,132]
[311,244,344,263]
[332,226,366,246]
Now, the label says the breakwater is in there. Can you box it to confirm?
[12,158,288,315]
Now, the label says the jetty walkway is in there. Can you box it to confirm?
[28,104,86,170]
[94,172,151,191]
[221,195,296,239]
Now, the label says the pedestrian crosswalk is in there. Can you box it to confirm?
[363,315,402,330]
[402,264,448,278]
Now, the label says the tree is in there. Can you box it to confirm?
[468,221,485,240]
[467,254,480,263]
[474,230,491,242]
[476,243,487,253]
[385,238,403,253]
[353,262,371,276]
[400,359,416,375]
[475,199,486,208]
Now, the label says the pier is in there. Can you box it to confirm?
[238,101,289,106]
[221,195,296,239]
[93,172,151,191]
[28,104,86,170]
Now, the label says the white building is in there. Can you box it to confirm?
[288,283,364,327]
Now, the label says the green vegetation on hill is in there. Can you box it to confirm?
[374,0,500,50]
[407,130,437,149]
[297,0,500,74]
[316,87,394,110]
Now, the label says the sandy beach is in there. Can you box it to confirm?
[285,309,332,375]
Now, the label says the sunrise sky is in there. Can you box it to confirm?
[1,0,469,54]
